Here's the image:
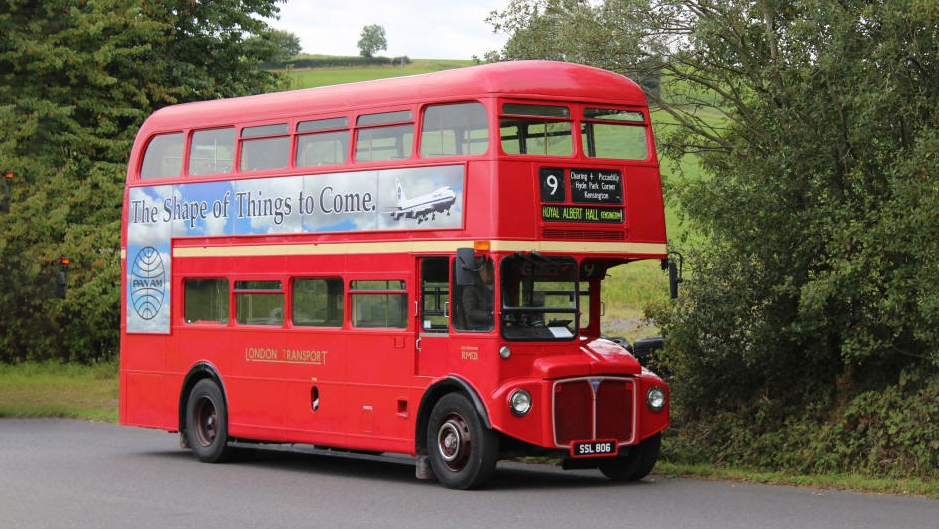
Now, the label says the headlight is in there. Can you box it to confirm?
[499,346,511,359]
[509,389,532,416]
[646,386,666,412]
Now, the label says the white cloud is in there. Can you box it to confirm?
[268,0,508,59]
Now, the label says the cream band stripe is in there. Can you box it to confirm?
[173,240,666,258]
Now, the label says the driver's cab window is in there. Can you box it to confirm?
[452,257,494,332]
[500,255,578,340]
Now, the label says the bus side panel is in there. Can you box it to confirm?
[344,329,414,449]
[623,165,666,243]
[283,329,347,447]
[119,334,169,429]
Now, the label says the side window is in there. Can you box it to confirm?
[240,123,289,171]
[292,278,344,327]
[452,257,494,332]
[188,127,235,175]
[350,280,407,328]
[581,108,648,160]
[184,278,229,324]
[355,110,414,162]
[499,103,572,156]
[420,258,449,333]
[235,280,284,326]
[297,117,349,167]
[140,132,184,179]
[420,102,489,157]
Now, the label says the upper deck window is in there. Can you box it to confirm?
[500,103,573,157]
[420,102,489,157]
[189,128,235,176]
[581,108,649,160]
[140,133,184,180]
[297,117,349,167]
[240,123,289,172]
[355,110,414,162]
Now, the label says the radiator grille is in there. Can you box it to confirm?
[553,377,635,447]
[543,229,625,240]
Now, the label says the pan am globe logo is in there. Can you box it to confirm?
[130,246,165,320]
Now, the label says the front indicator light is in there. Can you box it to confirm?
[646,386,666,412]
[509,389,532,416]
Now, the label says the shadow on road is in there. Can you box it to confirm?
[138,443,658,490]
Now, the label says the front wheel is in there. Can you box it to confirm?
[599,433,661,481]
[185,379,234,463]
[427,393,499,489]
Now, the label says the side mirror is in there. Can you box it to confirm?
[666,252,683,299]
[455,247,477,286]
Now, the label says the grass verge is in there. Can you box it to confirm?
[0,361,118,422]
[656,461,939,499]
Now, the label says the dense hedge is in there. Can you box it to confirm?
[662,367,939,479]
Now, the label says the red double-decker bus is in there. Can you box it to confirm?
[120,60,670,489]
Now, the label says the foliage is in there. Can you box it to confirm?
[0,0,288,363]
[663,368,939,480]
[490,0,939,476]
[357,24,388,58]
[248,28,302,62]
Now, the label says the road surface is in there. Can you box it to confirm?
[1,419,935,528]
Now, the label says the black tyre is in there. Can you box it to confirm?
[427,393,499,489]
[185,379,234,463]
[599,433,661,481]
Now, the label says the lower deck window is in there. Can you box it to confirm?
[184,278,229,324]
[235,280,284,326]
[351,280,407,328]
[292,278,344,327]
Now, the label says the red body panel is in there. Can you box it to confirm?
[119,61,669,458]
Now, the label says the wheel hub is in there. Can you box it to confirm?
[436,414,471,471]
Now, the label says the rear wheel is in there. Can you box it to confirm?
[599,433,661,481]
[427,393,499,489]
[185,379,234,463]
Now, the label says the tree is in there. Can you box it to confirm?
[0,0,288,363]
[248,29,303,62]
[490,0,939,474]
[358,24,387,58]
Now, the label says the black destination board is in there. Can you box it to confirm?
[569,169,623,204]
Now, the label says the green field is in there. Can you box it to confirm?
[284,58,476,89]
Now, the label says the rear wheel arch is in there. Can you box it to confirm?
[178,362,227,433]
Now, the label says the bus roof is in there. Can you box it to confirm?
[139,61,648,133]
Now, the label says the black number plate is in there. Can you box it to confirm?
[570,439,618,458]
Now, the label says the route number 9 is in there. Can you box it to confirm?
[546,174,559,196]
[539,168,566,202]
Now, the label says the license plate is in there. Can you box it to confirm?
[570,439,618,458]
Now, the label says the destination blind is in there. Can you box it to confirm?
[540,167,624,224]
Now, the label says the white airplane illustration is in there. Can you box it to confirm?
[390,179,457,223]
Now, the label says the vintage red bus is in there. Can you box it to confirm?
[120,60,670,489]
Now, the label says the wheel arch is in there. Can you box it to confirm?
[415,376,491,455]
[178,362,227,433]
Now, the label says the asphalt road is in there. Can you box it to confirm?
[1,419,936,529]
